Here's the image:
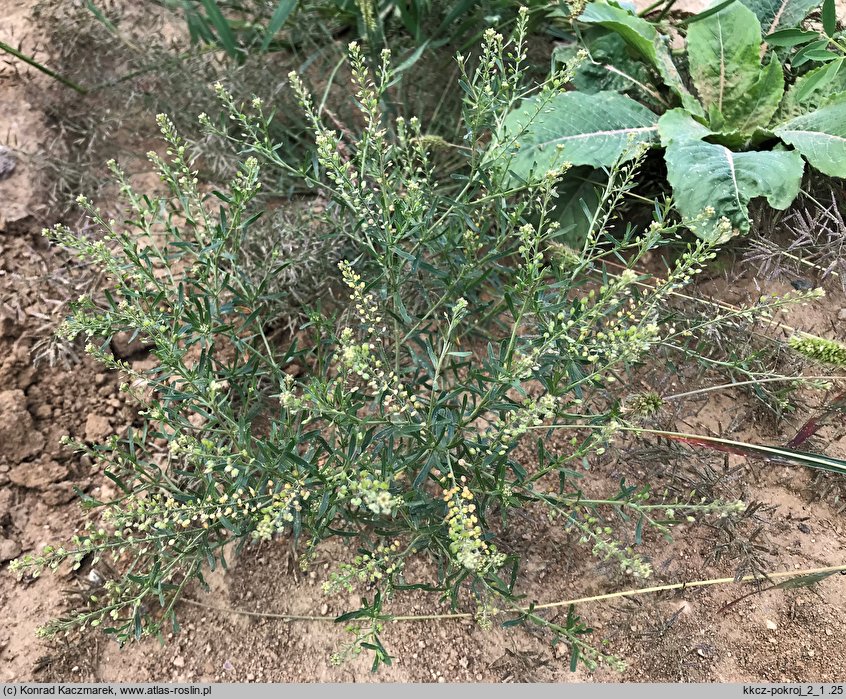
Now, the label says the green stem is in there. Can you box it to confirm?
[0,40,88,94]
[637,0,669,16]
[656,0,680,21]
[663,375,844,401]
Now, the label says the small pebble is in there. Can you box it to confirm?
[0,538,21,562]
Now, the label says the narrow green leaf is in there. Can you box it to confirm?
[792,39,830,67]
[683,0,737,24]
[133,609,143,640]
[774,95,846,176]
[260,0,297,52]
[570,644,580,672]
[200,0,239,58]
[822,0,836,36]
[781,58,846,116]
[393,40,431,75]
[802,49,840,61]
[775,570,840,589]
[649,428,846,476]
[764,28,821,46]
[85,0,119,35]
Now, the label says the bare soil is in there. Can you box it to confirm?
[2,0,846,684]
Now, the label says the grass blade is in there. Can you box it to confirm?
[200,0,239,58]
[0,39,87,93]
[644,429,846,476]
[680,0,735,25]
[787,389,846,448]
[260,0,298,52]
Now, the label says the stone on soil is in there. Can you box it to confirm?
[0,538,21,562]
[84,413,112,442]
[0,390,44,463]
[8,460,69,490]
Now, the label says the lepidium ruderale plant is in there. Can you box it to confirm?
[14,11,830,673]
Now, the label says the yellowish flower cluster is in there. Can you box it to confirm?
[788,334,846,367]
[443,477,505,572]
[322,540,404,594]
[339,260,382,331]
[278,372,305,411]
[574,516,652,579]
[253,480,311,540]
[483,394,559,456]
[337,471,401,516]
[622,391,664,418]
[96,479,305,544]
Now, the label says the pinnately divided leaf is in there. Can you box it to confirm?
[773,94,846,176]
[497,91,658,181]
[658,109,804,242]
[686,1,784,136]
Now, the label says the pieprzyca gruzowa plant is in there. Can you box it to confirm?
[500,0,846,242]
[12,14,840,672]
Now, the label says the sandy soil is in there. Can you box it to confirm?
[2,0,846,684]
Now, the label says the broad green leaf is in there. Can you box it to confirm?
[496,91,658,180]
[732,58,785,136]
[658,109,713,142]
[773,96,846,176]
[551,168,603,249]
[687,1,784,135]
[739,0,822,34]
[554,33,659,106]
[659,109,804,241]
[779,57,846,118]
[579,2,704,116]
